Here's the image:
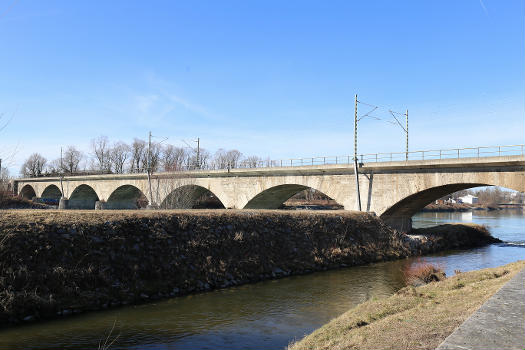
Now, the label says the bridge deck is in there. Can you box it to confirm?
[14,155,525,181]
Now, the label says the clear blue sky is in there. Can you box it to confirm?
[1,0,524,175]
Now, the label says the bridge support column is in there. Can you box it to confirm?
[95,201,106,210]
[58,197,69,210]
[382,216,412,233]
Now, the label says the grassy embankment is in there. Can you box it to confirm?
[0,209,500,326]
[289,260,524,350]
[0,209,409,326]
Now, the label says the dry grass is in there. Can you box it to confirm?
[0,209,369,226]
[403,261,446,287]
[1,208,404,326]
[289,260,524,350]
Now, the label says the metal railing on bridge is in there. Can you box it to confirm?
[244,144,525,168]
[357,144,524,164]
[19,144,525,178]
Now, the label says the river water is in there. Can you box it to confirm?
[0,210,523,350]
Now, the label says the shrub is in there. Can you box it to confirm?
[403,262,446,286]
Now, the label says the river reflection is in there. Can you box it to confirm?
[0,209,523,350]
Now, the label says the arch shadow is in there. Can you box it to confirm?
[161,185,225,209]
[19,184,36,200]
[41,185,62,200]
[107,185,147,209]
[243,184,340,210]
[69,184,100,209]
[381,183,490,219]
[41,184,62,205]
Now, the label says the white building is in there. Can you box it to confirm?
[458,194,479,204]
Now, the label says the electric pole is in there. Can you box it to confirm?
[354,94,362,211]
[60,147,64,196]
[196,137,200,169]
[405,109,409,161]
[147,131,153,207]
[183,138,201,169]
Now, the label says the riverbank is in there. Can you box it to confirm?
[422,202,523,212]
[0,210,498,327]
[289,260,525,350]
[0,196,49,209]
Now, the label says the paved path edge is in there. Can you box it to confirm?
[436,266,525,350]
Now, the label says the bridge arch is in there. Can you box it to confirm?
[107,185,147,209]
[380,183,489,221]
[243,184,340,209]
[69,184,100,209]
[378,170,524,231]
[19,184,36,200]
[160,185,225,209]
[41,185,62,200]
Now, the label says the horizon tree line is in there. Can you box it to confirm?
[20,136,266,177]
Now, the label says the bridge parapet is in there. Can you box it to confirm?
[14,154,525,182]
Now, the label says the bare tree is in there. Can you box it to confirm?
[0,167,9,183]
[226,150,242,168]
[196,149,210,169]
[184,148,209,170]
[0,111,17,198]
[141,141,162,173]
[62,146,83,174]
[162,145,189,171]
[213,149,242,169]
[110,141,131,174]
[45,158,62,175]
[475,187,506,205]
[21,153,47,177]
[213,149,228,169]
[90,136,111,172]
[130,138,146,173]
[241,155,261,168]
[0,167,10,204]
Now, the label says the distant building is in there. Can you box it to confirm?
[445,198,457,204]
[458,194,479,204]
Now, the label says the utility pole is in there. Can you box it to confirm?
[147,131,154,207]
[354,94,362,211]
[196,137,200,169]
[405,109,409,161]
[182,138,201,169]
[59,147,64,196]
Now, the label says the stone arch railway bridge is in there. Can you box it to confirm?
[13,146,525,231]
